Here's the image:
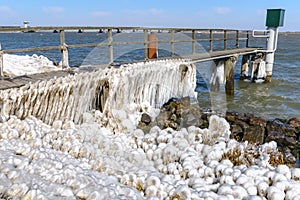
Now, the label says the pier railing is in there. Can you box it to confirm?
[0,26,255,76]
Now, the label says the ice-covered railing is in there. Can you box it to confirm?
[0,59,196,128]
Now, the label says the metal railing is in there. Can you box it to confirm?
[0,26,253,77]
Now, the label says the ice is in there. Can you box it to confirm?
[0,59,196,132]
[1,58,300,199]
[2,54,62,76]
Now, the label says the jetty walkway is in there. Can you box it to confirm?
[0,26,267,93]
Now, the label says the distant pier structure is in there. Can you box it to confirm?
[0,9,285,95]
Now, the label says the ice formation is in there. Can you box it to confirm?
[2,54,61,76]
[0,59,196,131]
[0,114,300,199]
[1,58,300,199]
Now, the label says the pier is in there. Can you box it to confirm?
[0,27,265,92]
[0,9,285,95]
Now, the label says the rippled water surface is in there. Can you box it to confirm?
[0,31,299,119]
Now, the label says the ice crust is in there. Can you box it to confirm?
[0,115,300,199]
[2,54,61,76]
[1,58,300,199]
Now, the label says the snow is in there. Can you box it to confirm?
[2,54,62,76]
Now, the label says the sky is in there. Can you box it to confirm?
[0,0,298,31]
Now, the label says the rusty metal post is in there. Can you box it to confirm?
[108,29,113,64]
[192,30,196,54]
[144,29,148,59]
[59,30,69,68]
[240,54,250,80]
[0,43,3,77]
[148,33,157,59]
[225,56,237,95]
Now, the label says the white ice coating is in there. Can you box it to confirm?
[2,54,61,76]
[1,58,300,199]
[1,114,300,199]
[0,59,196,130]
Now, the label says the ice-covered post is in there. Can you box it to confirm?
[264,9,285,82]
[0,43,3,77]
[59,30,69,68]
[225,56,238,95]
[148,33,157,59]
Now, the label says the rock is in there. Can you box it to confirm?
[235,120,250,131]
[289,118,300,131]
[226,112,237,122]
[267,119,296,138]
[249,117,267,127]
[243,125,265,144]
[265,131,297,147]
[141,113,151,125]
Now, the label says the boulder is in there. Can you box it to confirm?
[243,125,265,144]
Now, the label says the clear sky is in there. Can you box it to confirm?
[0,0,297,31]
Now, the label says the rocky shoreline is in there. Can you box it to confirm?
[139,97,300,166]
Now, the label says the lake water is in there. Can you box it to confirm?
[0,31,299,120]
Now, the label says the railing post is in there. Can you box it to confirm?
[0,43,3,77]
[171,30,175,57]
[209,30,213,52]
[246,31,250,48]
[144,30,148,59]
[108,29,113,64]
[224,30,227,50]
[192,30,196,54]
[59,30,69,68]
[236,30,239,48]
[148,32,157,59]
[225,56,237,95]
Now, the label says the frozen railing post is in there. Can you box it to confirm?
[0,43,3,77]
[265,9,285,82]
[225,56,238,95]
[60,30,69,68]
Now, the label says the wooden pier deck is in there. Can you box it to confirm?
[0,48,260,91]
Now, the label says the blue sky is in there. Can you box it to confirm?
[0,0,297,31]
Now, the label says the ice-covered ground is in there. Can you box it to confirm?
[1,113,300,199]
[2,54,61,76]
[1,58,300,199]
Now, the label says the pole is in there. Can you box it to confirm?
[60,30,69,68]
[265,27,277,82]
[148,33,157,59]
[108,29,113,64]
[0,43,3,77]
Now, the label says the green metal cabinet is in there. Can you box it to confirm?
[266,9,285,27]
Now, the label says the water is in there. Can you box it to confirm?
[0,31,299,120]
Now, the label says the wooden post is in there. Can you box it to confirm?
[224,30,227,50]
[59,30,69,68]
[246,31,250,48]
[144,30,148,60]
[225,56,237,95]
[209,30,213,52]
[170,30,175,57]
[240,54,250,80]
[0,43,3,77]
[236,30,239,48]
[192,30,196,54]
[108,29,113,64]
[148,33,157,59]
